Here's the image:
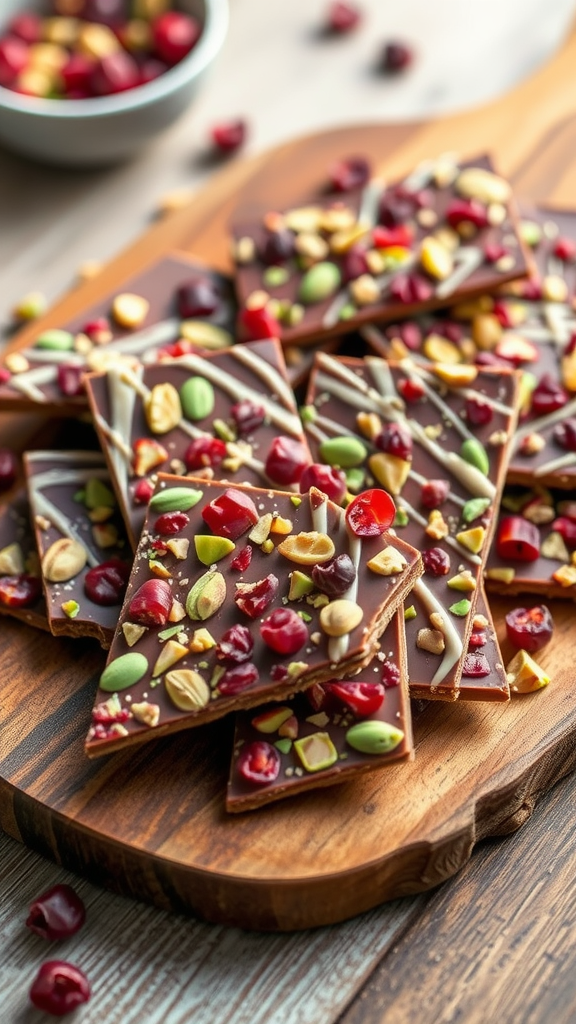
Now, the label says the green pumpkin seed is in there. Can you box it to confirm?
[298,262,341,305]
[194,535,235,565]
[460,438,489,476]
[34,329,75,351]
[85,477,116,510]
[345,720,404,755]
[100,652,149,692]
[462,497,491,523]
[180,376,215,420]
[449,599,472,617]
[319,435,367,468]
[149,487,203,513]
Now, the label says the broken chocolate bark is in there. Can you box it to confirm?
[0,490,47,632]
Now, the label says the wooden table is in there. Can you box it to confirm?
[2,2,576,1020]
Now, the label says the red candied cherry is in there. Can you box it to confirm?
[61,54,94,95]
[380,41,414,73]
[421,479,449,509]
[231,399,266,435]
[552,517,576,547]
[422,547,450,576]
[240,304,281,341]
[374,421,413,460]
[154,511,190,535]
[373,224,414,250]
[201,488,259,539]
[530,374,569,417]
[0,37,28,88]
[230,545,253,571]
[218,661,259,695]
[0,574,42,608]
[176,276,221,318]
[26,884,86,941]
[235,574,279,618]
[462,652,491,677]
[153,11,201,64]
[341,246,370,282]
[445,199,490,231]
[9,12,42,44]
[133,478,155,505]
[260,607,308,655]
[237,740,280,784]
[91,52,140,95]
[326,1,362,33]
[381,661,401,688]
[216,624,254,663]
[311,552,356,597]
[554,419,576,452]
[465,396,493,427]
[398,376,424,402]
[29,960,90,1016]
[325,680,385,716]
[128,578,172,625]
[184,437,226,472]
[346,488,396,536]
[0,448,18,490]
[84,559,129,606]
[496,516,540,562]
[384,321,422,351]
[468,630,487,648]
[389,272,433,304]
[260,227,296,265]
[211,118,247,154]
[57,364,84,398]
[299,463,347,504]
[505,605,554,653]
[265,436,310,486]
[554,236,576,261]
[328,156,371,193]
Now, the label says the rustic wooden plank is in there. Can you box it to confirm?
[0,830,423,1024]
[338,769,576,1024]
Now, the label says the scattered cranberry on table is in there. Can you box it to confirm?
[326,1,362,34]
[505,606,554,653]
[380,41,414,74]
[210,118,247,155]
[26,883,86,941]
[29,960,90,1016]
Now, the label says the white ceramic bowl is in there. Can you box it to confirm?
[0,0,229,166]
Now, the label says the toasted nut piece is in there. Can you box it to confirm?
[350,274,380,306]
[456,167,511,205]
[519,432,546,456]
[5,352,30,374]
[542,275,568,303]
[551,564,576,587]
[233,235,256,264]
[433,363,478,387]
[429,612,446,633]
[122,622,148,647]
[42,538,87,582]
[541,532,570,562]
[152,639,188,677]
[318,206,356,233]
[506,650,550,693]
[472,313,502,351]
[165,669,210,710]
[472,614,489,629]
[166,538,190,560]
[294,232,329,261]
[426,510,449,541]
[131,702,160,727]
[320,599,363,637]
[0,542,24,575]
[423,333,461,364]
[356,412,382,440]
[145,382,182,434]
[367,546,407,576]
[284,206,323,233]
[420,236,453,280]
[111,292,149,329]
[248,514,273,545]
[77,22,121,59]
[329,223,370,253]
[188,628,216,652]
[277,532,335,565]
[417,628,445,654]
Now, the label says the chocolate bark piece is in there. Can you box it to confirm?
[85,338,313,550]
[0,490,48,632]
[85,478,422,758]
[24,451,132,648]
[0,254,237,415]
[485,484,576,600]
[226,610,412,813]
[231,154,529,348]
[303,354,519,700]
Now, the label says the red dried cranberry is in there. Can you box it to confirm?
[554,419,576,452]
[329,156,371,193]
[373,224,414,249]
[475,352,505,369]
[530,374,568,417]
[492,300,515,328]
[153,11,201,64]
[57,364,84,398]
[261,227,296,265]
[398,376,424,402]
[326,1,362,33]
[468,630,487,648]
[381,661,401,688]
[84,559,129,606]
[465,396,493,426]
[91,51,140,95]
[341,246,370,282]
[265,436,310,485]
[235,574,279,618]
[484,243,508,263]
[83,317,110,343]
[0,37,28,88]
[375,421,413,460]
[379,189,416,227]
[0,368,11,384]
[505,605,554,652]
[216,624,254,663]
[389,273,433,304]
[422,547,450,576]
[201,488,259,539]
[445,199,490,230]
[325,680,384,716]
[552,517,576,547]
[520,279,542,301]
[0,574,42,608]
[462,653,491,677]
[133,479,155,505]
[154,511,190,535]
[240,305,281,341]
[237,740,280,784]
[231,400,266,435]
[346,489,396,536]
[311,553,356,597]
[158,339,197,360]
[61,54,94,94]
[260,607,308,655]
[380,40,414,73]
[219,661,259,695]
[421,478,449,509]
[183,437,226,472]
[230,545,253,571]
[29,960,90,1015]
[554,236,576,261]
[176,277,220,318]
[496,516,540,561]
[9,12,42,44]
[270,664,290,683]
[128,578,172,625]
[0,448,18,490]
[299,463,347,504]
[26,884,86,941]
[565,334,576,357]
[139,57,169,85]
[211,118,247,154]
[92,698,131,725]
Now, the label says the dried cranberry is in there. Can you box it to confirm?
[237,740,280,784]
[552,517,576,547]
[91,51,140,95]
[492,300,515,329]
[29,960,90,1016]
[554,237,576,261]
[128,578,172,625]
[311,552,356,597]
[133,478,155,505]
[465,396,493,426]
[0,448,18,490]
[183,437,226,472]
[445,199,490,230]
[398,376,424,402]
[326,1,362,33]
[230,545,253,571]
[462,653,491,677]
[505,605,554,652]
[270,664,290,683]
[468,630,487,648]
[84,559,129,606]
[325,680,384,716]
[530,374,568,417]
[260,607,308,655]
[496,516,540,562]
[26,885,86,941]
[346,489,396,536]
[176,277,220,318]
[380,41,414,73]
[153,11,201,64]
[299,463,347,504]
[219,661,259,695]
[484,243,509,263]
[373,224,413,249]
[0,574,42,608]
[265,436,310,485]
[216,624,254,663]
[154,511,190,535]
[329,156,371,193]
[62,54,94,95]
[57,364,84,398]
[379,189,416,228]
[231,399,266,435]
[475,352,505,369]
[554,419,576,452]
[0,37,28,88]
[341,246,370,282]
[211,118,247,154]
[139,57,169,85]
[240,305,281,341]
[375,421,413,461]
[201,488,259,539]
[389,272,433,304]
[92,699,131,725]
[520,279,542,301]
[235,574,279,618]
[9,12,42,44]
[381,661,401,688]
[261,227,295,265]
[422,547,450,576]
[421,478,449,509]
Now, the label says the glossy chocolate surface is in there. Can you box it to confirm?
[0,490,48,632]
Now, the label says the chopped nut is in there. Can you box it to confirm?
[349,274,380,306]
[429,611,446,632]
[42,538,87,582]
[249,513,273,545]
[488,430,508,447]
[506,650,550,693]
[145,381,182,434]
[551,564,576,587]
[0,542,24,575]
[277,532,335,565]
[319,599,363,637]
[233,235,256,264]
[426,509,449,541]
[122,622,148,647]
[111,292,149,329]
[5,352,29,374]
[356,411,382,440]
[434,363,478,387]
[366,546,407,576]
[131,702,160,727]
[519,432,546,457]
[417,628,445,654]
[542,274,568,303]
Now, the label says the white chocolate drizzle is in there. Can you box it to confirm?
[397,496,481,565]
[412,578,464,686]
[513,395,576,444]
[408,419,496,499]
[533,452,576,476]
[435,246,484,301]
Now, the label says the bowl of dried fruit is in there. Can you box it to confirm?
[0,0,228,166]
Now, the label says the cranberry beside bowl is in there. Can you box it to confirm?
[0,0,228,165]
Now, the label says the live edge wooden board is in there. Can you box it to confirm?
[4,47,576,929]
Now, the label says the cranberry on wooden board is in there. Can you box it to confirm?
[29,960,90,1016]
[505,605,554,653]
[26,884,86,941]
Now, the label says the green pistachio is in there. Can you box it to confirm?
[319,435,368,468]
[179,376,215,420]
[449,599,472,616]
[346,720,404,755]
[298,261,341,304]
[462,497,491,523]
[460,438,489,476]
[99,652,149,693]
[149,487,203,513]
[34,329,75,351]
[404,605,417,621]
[85,477,116,510]
[194,535,235,565]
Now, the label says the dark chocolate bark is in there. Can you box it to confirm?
[0,490,48,632]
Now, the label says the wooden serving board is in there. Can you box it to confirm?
[4,41,576,929]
